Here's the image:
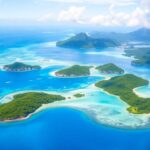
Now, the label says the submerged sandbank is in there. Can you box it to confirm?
[1,86,150,129]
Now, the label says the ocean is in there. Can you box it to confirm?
[0,27,150,150]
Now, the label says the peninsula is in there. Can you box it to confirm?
[3,62,41,72]
[95,74,150,114]
[56,33,118,49]
[0,92,65,121]
[55,65,91,77]
[96,63,124,74]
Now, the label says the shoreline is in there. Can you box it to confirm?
[2,98,150,130]
[1,76,150,129]
[0,87,93,123]
[93,84,129,107]
[94,83,150,114]
[49,67,115,79]
[0,89,77,104]
[1,87,150,129]
[50,69,92,78]
[133,86,150,98]
[0,74,121,123]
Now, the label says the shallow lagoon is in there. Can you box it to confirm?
[0,29,150,150]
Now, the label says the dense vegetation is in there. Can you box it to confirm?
[55,65,91,77]
[56,33,118,49]
[0,92,65,121]
[95,74,150,114]
[3,62,41,72]
[74,93,85,98]
[96,63,124,74]
[125,48,150,67]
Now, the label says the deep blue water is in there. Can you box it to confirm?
[0,28,150,150]
[1,108,150,150]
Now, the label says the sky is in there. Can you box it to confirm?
[0,0,150,28]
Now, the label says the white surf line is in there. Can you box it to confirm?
[0,86,100,123]
[0,84,98,104]
[133,86,150,98]
[1,84,150,129]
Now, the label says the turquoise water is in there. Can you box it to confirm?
[0,66,101,98]
[0,28,150,150]
[1,108,150,150]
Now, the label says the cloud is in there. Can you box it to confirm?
[89,5,150,27]
[84,4,129,26]
[36,0,150,28]
[126,0,150,27]
[90,12,129,26]
[140,0,150,26]
[57,6,86,23]
[90,14,125,26]
[127,8,145,26]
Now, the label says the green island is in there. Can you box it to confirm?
[3,62,41,72]
[95,74,150,114]
[55,65,91,77]
[0,92,65,121]
[96,63,124,74]
[125,47,150,67]
[74,93,85,98]
[56,33,118,49]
